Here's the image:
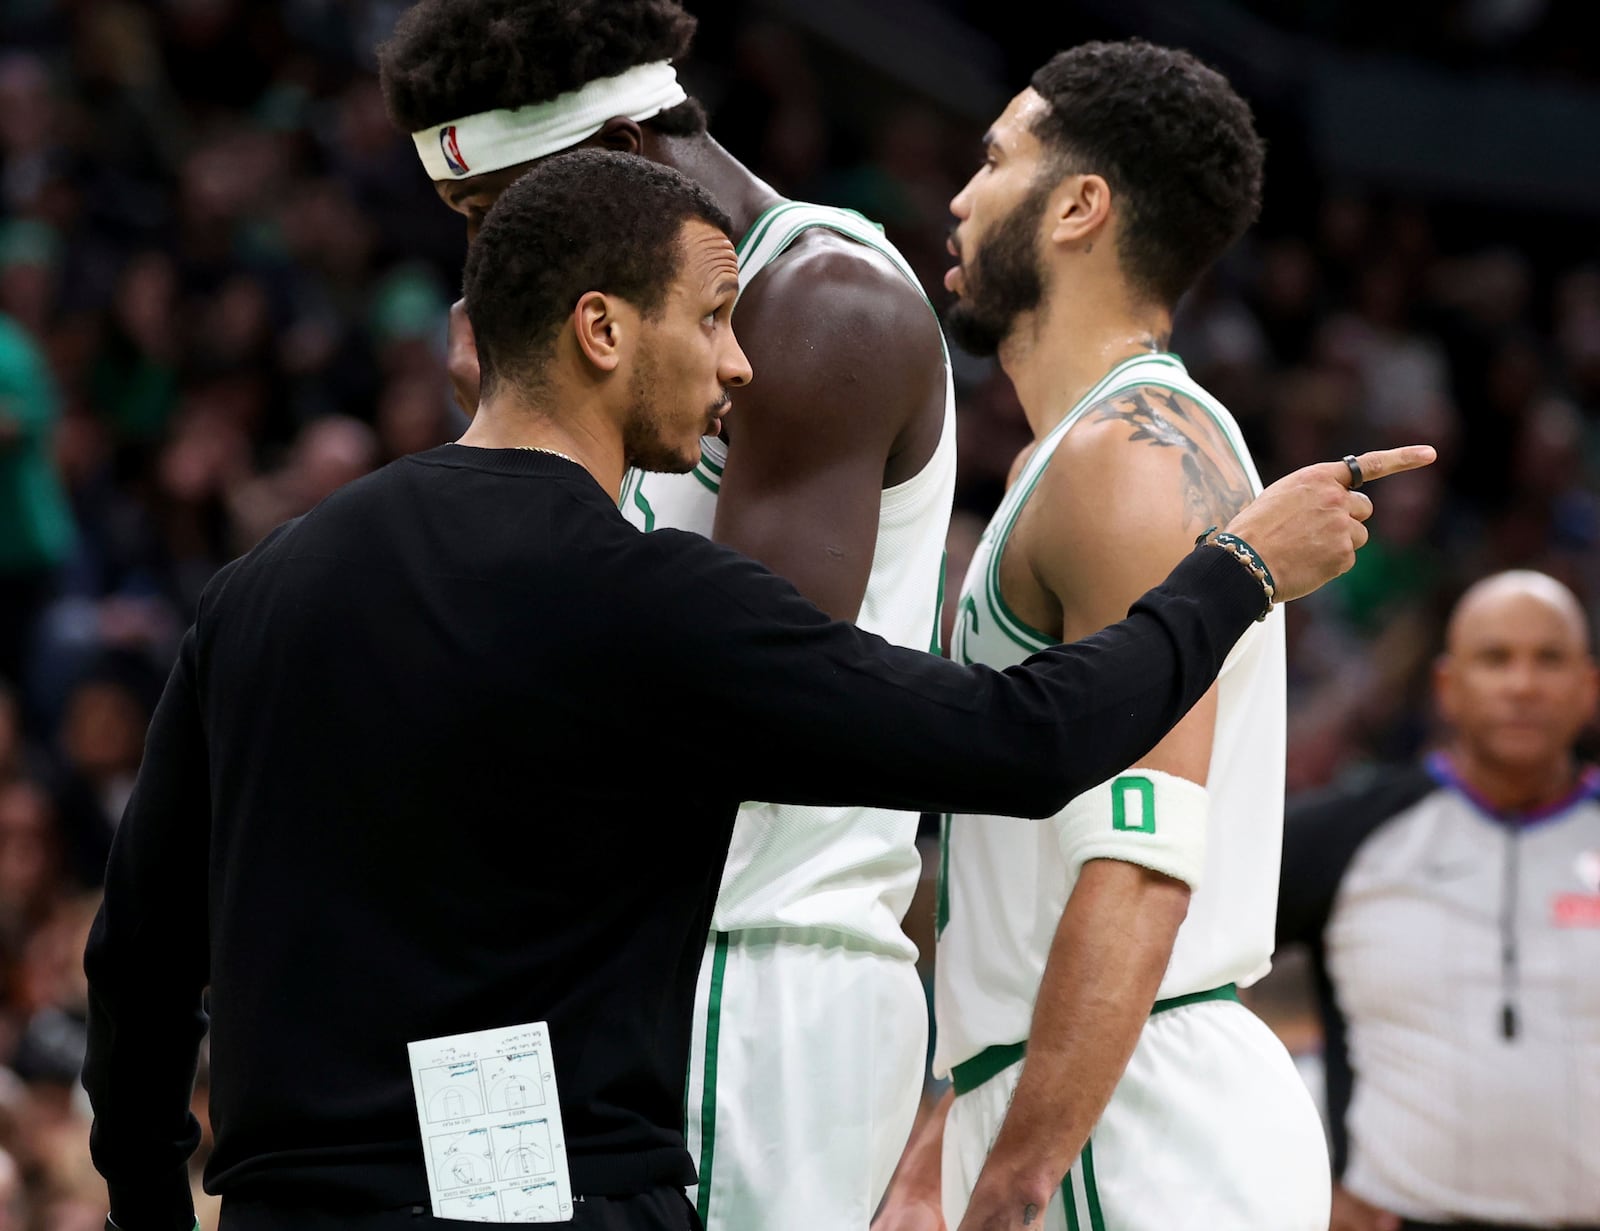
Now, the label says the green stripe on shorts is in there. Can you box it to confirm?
[1060,1141,1105,1231]
[695,933,731,1227]
[1082,1140,1106,1230]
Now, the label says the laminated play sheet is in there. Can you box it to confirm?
[407,1020,574,1222]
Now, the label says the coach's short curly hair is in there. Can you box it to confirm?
[463,150,732,396]
[378,0,706,136]
[1028,40,1264,306]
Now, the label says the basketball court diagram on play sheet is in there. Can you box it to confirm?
[419,1062,486,1123]
[493,1120,556,1178]
[485,1052,546,1112]
[429,1129,493,1188]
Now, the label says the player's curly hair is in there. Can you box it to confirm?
[1028,40,1264,306]
[463,150,732,395]
[378,0,706,135]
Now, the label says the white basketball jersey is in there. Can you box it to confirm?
[620,201,958,955]
[933,353,1287,1074]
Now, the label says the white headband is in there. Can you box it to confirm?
[411,61,688,182]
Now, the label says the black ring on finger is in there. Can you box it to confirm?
[1342,453,1364,490]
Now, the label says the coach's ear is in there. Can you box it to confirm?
[572,290,631,374]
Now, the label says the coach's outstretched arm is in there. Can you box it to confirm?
[627,446,1434,820]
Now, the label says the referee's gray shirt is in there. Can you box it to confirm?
[1278,754,1600,1225]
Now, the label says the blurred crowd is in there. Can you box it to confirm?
[0,1,1597,1226]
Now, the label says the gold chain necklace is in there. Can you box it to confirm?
[513,445,580,466]
[451,442,579,466]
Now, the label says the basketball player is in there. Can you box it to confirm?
[378,4,954,1226]
[877,41,1331,1231]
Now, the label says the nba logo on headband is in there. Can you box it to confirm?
[412,63,687,181]
[439,126,470,176]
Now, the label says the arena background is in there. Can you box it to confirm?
[0,0,1597,1225]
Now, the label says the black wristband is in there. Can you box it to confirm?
[1195,526,1275,621]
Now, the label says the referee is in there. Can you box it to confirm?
[1278,570,1600,1231]
[82,150,1428,1231]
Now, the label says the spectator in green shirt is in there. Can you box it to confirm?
[0,311,74,694]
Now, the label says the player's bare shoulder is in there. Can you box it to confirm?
[1046,381,1253,537]
[1011,380,1256,617]
[734,229,941,379]
[728,226,946,472]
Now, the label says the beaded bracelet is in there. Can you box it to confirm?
[1195,525,1275,621]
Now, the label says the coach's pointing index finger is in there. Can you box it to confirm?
[1341,445,1438,486]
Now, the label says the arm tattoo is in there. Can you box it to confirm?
[1089,387,1251,528]
[1023,1204,1039,1225]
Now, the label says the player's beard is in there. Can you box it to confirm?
[944,179,1052,358]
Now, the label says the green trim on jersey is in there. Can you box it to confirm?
[981,454,1058,653]
[631,476,656,532]
[695,933,731,1226]
[736,201,809,260]
[691,445,724,494]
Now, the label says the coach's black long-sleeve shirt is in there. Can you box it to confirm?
[83,445,1265,1228]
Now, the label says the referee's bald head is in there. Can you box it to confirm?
[1446,570,1592,657]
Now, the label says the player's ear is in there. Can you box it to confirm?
[593,117,644,155]
[1048,173,1111,249]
